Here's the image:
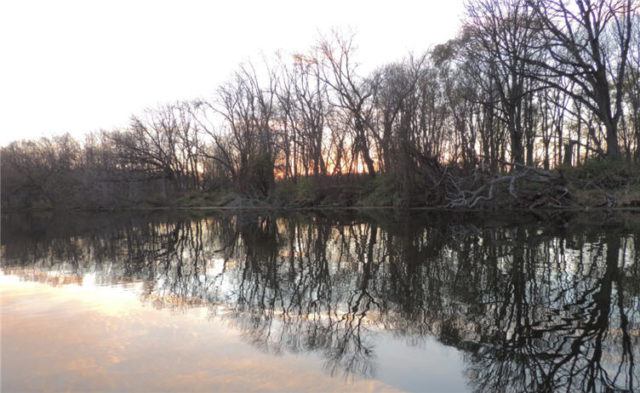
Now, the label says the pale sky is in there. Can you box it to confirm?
[0,0,465,146]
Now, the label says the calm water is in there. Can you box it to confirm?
[1,211,639,392]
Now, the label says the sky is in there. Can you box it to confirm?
[0,0,465,146]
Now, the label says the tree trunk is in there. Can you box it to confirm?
[605,120,621,161]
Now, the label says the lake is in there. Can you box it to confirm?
[1,210,639,392]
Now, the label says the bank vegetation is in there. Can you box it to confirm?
[2,0,639,210]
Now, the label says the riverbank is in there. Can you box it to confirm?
[142,161,640,211]
[6,160,640,212]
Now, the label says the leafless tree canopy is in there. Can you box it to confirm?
[2,0,639,209]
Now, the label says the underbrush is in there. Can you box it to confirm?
[561,159,640,189]
[139,161,640,210]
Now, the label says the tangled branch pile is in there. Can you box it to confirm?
[444,165,572,209]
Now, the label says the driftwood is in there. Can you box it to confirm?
[445,163,571,209]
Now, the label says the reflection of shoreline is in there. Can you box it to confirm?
[4,254,639,389]
[2,213,640,392]
[7,264,640,341]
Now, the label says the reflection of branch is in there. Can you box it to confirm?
[3,213,638,390]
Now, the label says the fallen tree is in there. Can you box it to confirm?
[444,162,572,209]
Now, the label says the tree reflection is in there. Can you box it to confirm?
[2,211,638,390]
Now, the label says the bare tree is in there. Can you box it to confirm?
[317,33,378,177]
[466,0,544,165]
[276,52,329,179]
[201,63,279,196]
[526,0,637,160]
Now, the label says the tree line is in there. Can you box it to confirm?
[2,0,639,209]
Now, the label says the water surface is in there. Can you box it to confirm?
[2,211,639,392]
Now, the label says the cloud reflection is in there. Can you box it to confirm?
[1,274,403,393]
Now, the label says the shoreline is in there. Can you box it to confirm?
[4,204,640,213]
